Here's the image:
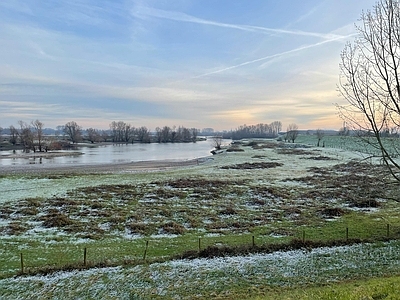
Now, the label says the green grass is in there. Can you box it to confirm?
[2,209,400,279]
[296,134,400,158]
[251,275,400,299]
[2,240,400,299]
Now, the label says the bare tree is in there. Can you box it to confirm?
[155,127,163,143]
[316,129,325,147]
[18,121,34,151]
[86,128,102,143]
[109,121,133,143]
[211,136,223,150]
[31,119,44,151]
[123,123,134,143]
[9,125,18,145]
[270,121,282,137]
[337,0,400,181]
[100,130,109,142]
[135,126,151,143]
[109,121,119,142]
[160,126,171,143]
[64,121,82,144]
[286,123,299,143]
[180,126,191,142]
[191,128,198,142]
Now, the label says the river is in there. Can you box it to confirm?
[0,140,220,166]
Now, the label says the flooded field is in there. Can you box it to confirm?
[0,139,399,299]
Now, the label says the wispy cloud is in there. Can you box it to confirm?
[132,6,345,40]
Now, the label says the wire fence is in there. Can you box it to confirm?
[13,222,400,277]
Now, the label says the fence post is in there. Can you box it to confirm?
[143,240,149,261]
[387,224,390,238]
[302,230,305,243]
[198,238,201,252]
[84,247,87,266]
[346,227,349,240]
[252,235,255,247]
[20,253,24,274]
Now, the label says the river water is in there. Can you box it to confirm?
[0,140,218,166]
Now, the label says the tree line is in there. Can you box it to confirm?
[222,121,283,140]
[0,120,200,152]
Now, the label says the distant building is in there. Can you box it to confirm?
[201,128,214,135]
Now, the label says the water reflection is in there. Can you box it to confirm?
[0,140,217,166]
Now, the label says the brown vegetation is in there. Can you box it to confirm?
[221,162,283,169]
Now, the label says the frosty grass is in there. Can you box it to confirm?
[1,240,399,299]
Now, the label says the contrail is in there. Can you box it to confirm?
[194,34,356,78]
[133,6,345,40]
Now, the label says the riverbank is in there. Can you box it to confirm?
[0,157,213,176]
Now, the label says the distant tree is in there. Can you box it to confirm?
[212,136,223,150]
[316,129,325,147]
[155,127,163,143]
[135,126,151,143]
[123,123,133,143]
[191,128,198,142]
[161,126,171,143]
[100,130,109,142]
[86,128,102,143]
[227,121,282,140]
[286,123,299,143]
[31,119,44,151]
[18,121,34,151]
[55,125,65,138]
[283,134,288,142]
[109,121,119,142]
[64,121,82,144]
[170,126,180,143]
[109,121,133,143]
[270,121,282,136]
[179,127,191,142]
[9,125,18,145]
[0,126,2,139]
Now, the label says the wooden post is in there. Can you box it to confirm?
[198,238,201,252]
[302,230,305,243]
[143,240,149,261]
[20,253,24,274]
[84,247,87,266]
[346,227,349,240]
[387,224,390,237]
[252,235,255,247]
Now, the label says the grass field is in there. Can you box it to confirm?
[296,133,400,159]
[1,137,400,299]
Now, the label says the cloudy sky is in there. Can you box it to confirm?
[0,0,377,131]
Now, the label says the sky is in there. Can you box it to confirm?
[0,0,378,131]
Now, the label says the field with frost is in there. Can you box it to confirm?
[1,138,400,299]
[1,241,400,299]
